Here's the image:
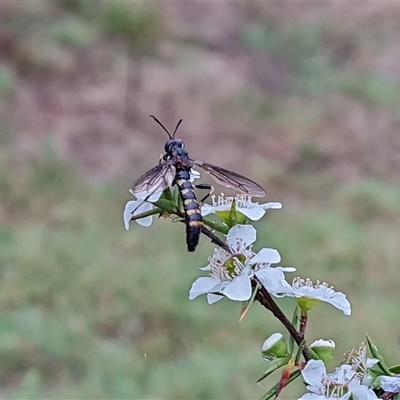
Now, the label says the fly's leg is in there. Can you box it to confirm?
[195,183,213,203]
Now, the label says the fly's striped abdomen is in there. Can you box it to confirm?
[175,169,202,252]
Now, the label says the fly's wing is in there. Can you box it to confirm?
[132,162,176,199]
[193,160,266,198]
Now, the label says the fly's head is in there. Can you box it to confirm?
[164,139,189,165]
[149,115,187,161]
[150,115,185,157]
[164,138,185,154]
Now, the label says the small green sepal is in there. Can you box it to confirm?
[214,199,248,227]
[310,339,335,364]
[296,297,320,312]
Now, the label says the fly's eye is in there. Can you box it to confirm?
[176,140,185,149]
[164,139,174,153]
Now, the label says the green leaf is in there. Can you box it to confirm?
[295,340,306,363]
[129,207,163,221]
[390,364,400,374]
[228,198,238,227]
[366,333,392,375]
[288,307,300,355]
[152,199,177,214]
[256,357,291,383]
[258,369,301,400]
[202,218,229,234]
[160,187,173,202]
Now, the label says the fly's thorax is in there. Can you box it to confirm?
[164,139,191,166]
[174,149,190,166]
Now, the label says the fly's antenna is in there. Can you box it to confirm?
[172,118,183,138]
[149,115,172,139]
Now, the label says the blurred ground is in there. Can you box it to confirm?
[0,2,400,399]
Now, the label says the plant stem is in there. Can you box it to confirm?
[255,278,311,362]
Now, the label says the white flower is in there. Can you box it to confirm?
[299,359,378,400]
[283,277,351,315]
[349,342,378,383]
[379,376,400,393]
[189,224,293,304]
[123,168,201,230]
[201,193,282,221]
[123,191,162,229]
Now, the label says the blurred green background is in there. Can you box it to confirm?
[1,2,400,399]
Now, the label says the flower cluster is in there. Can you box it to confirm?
[189,224,294,304]
[299,342,382,400]
[299,359,377,400]
[123,179,397,400]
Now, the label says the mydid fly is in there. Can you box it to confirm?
[131,115,266,252]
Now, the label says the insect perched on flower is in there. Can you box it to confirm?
[130,116,266,252]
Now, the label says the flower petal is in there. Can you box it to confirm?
[301,360,326,388]
[221,272,252,301]
[227,224,256,251]
[250,248,281,265]
[239,207,266,221]
[350,384,378,400]
[318,286,351,316]
[123,200,154,229]
[297,394,327,400]
[207,293,224,304]
[264,202,282,210]
[123,201,137,230]
[200,204,214,217]
[189,277,221,300]
[379,376,400,393]
[147,192,164,202]
[255,268,292,295]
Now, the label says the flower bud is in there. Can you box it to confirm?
[261,333,289,361]
[310,339,335,363]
